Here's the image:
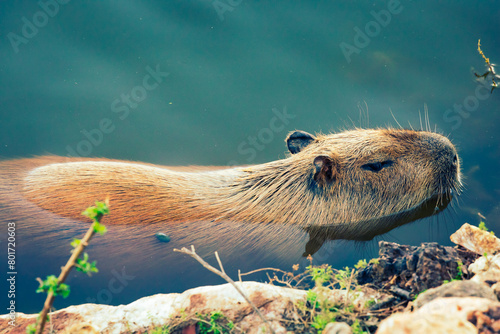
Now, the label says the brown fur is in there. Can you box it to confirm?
[0,128,461,242]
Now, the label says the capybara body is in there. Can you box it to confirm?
[1,128,461,242]
[0,128,462,312]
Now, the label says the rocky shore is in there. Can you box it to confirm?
[2,223,500,334]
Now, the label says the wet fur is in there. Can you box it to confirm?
[1,128,461,243]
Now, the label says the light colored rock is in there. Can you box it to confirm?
[469,253,500,300]
[450,223,500,255]
[470,253,500,282]
[323,321,352,334]
[0,282,306,334]
[413,280,497,309]
[377,297,498,334]
[1,280,390,334]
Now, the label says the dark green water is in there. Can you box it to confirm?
[1,1,499,313]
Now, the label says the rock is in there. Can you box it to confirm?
[323,322,352,334]
[450,223,500,256]
[467,304,500,333]
[61,323,99,334]
[155,232,171,243]
[469,253,500,301]
[0,279,393,334]
[357,241,474,295]
[0,282,306,334]
[413,280,498,309]
[377,297,499,334]
[470,253,500,282]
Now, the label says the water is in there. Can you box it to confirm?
[1,1,499,314]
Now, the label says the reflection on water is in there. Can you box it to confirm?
[304,193,452,256]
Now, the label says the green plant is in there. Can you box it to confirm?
[197,311,234,334]
[455,260,464,280]
[179,308,188,321]
[354,259,368,270]
[75,252,99,276]
[36,275,70,298]
[25,315,49,334]
[306,290,319,309]
[311,315,334,330]
[334,267,354,290]
[351,319,369,334]
[287,260,378,332]
[307,264,334,286]
[364,298,376,309]
[442,259,465,285]
[27,201,109,334]
[478,221,495,236]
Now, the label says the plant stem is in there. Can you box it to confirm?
[35,214,102,334]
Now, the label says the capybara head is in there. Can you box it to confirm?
[280,128,461,239]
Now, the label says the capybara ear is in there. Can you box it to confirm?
[286,130,316,154]
[313,155,336,185]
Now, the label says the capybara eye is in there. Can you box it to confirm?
[362,160,393,172]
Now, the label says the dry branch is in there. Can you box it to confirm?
[174,245,276,334]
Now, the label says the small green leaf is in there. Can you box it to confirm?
[82,201,109,221]
[306,290,319,308]
[71,238,81,248]
[36,275,70,297]
[82,207,97,220]
[75,252,99,276]
[93,222,107,235]
[58,283,70,298]
[479,221,488,231]
[355,259,368,269]
[95,201,110,215]
[26,323,37,334]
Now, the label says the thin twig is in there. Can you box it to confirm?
[344,268,355,306]
[35,217,101,334]
[239,267,290,277]
[294,275,311,288]
[215,251,225,274]
[174,245,276,334]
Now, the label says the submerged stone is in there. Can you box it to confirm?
[155,232,171,243]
